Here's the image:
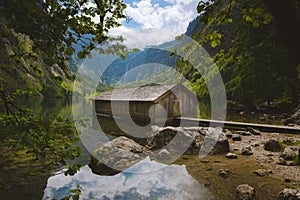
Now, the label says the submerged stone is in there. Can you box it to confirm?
[236,184,257,200]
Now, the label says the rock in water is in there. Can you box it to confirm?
[247,127,261,135]
[254,169,272,177]
[232,134,242,141]
[146,126,230,156]
[277,158,287,165]
[278,189,300,200]
[236,184,257,200]
[280,147,296,161]
[218,168,231,178]
[241,145,253,156]
[237,131,252,136]
[89,136,147,175]
[264,139,282,152]
[226,153,238,159]
[206,129,230,155]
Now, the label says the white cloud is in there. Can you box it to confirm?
[43,157,215,200]
[109,26,179,49]
[108,0,199,48]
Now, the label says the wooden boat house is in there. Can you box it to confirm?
[92,84,198,124]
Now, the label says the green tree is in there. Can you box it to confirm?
[0,0,127,191]
[178,0,300,109]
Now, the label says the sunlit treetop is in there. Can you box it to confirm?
[0,0,128,72]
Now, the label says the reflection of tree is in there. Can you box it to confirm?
[0,0,128,192]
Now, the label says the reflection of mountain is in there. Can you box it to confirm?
[43,157,215,200]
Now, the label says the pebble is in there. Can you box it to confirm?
[241,146,253,156]
[277,158,287,165]
[251,142,260,147]
[254,169,272,177]
[219,168,231,178]
[237,131,252,136]
[232,134,242,141]
[236,184,257,200]
[226,153,238,159]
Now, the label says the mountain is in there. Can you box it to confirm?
[99,17,201,87]
[0,24,73,98]
[101,45,179,86]
[68,17,201,91]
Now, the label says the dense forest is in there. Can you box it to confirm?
[0,0,300,198]
[179,0,300,111]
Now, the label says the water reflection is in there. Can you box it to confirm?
[43,157,215,200]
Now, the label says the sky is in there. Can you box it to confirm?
[43,157,214,199]
[108,0,199,48]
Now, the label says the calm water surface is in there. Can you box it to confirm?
[1,98,281,199]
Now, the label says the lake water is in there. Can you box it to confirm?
[0,97,281,199]
[43,157,215,200]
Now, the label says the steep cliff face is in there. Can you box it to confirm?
[0,24,73,98]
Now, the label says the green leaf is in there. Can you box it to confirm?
[252,20,260,28]
[77,52,85,59]
[245,16,253,22]
[65,47,74,56]
[211,40,221,48]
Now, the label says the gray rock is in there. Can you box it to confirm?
[249,128,261,135]
[146,127,193,152]
[226,153,238,159]
[209,131,230,155]
[232,134,242,141]
[254,169,272,177]
[89,136,147,175]
[147,126,230,156]
[278,189,300,200]
[259,117,266,121]
[280,147,296,161]
[236,184,257,200]
[237,131,252,136]
[286,161,295,166]
[264,139,282,152]
[240,111,246,116]
[219,168,231,178]
[277,158,287,165]
[282,118,293,126]
[251,142,260,147]
[241,146,253,156]
[225,130,233,138]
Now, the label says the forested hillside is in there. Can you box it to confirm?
[0,24,73,99]
[178,0,300,111]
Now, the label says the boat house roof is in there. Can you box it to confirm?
[92,84,179,102]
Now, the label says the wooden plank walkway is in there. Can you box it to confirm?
[176,117,300,134]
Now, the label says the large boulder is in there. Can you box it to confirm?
[146,126,230,156]
[146,126,197,154]
[264,139,282,152]
[236,184,257,200]
[89,136,147,175]
[278,189,300,200]
[206,129,230,155]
